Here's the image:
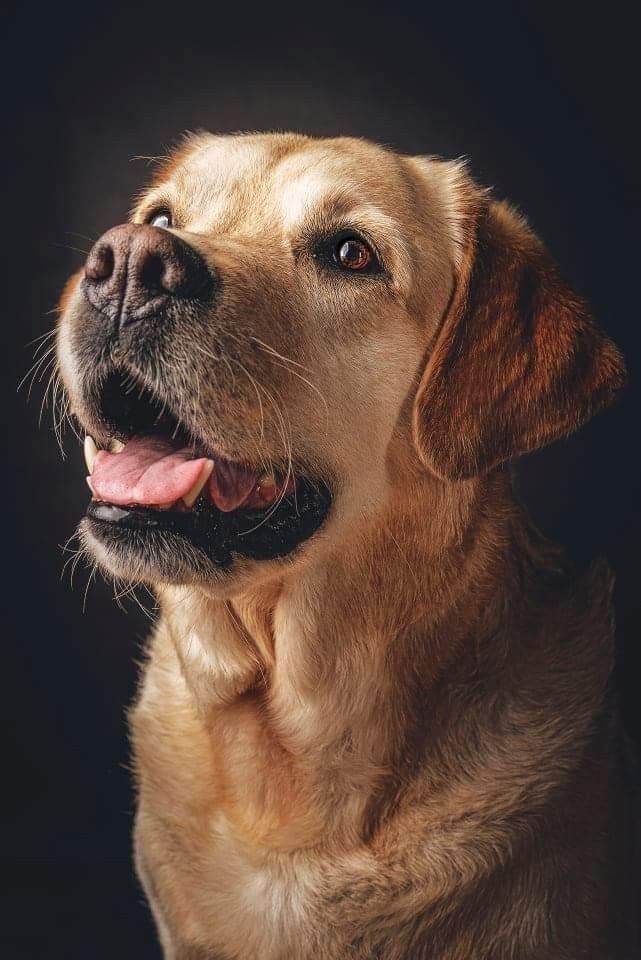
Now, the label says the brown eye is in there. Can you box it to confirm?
[336,238,372,270]
[313,230,382,277]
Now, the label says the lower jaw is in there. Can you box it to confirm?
[84,478,332,573]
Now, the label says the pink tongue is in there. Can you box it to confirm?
[90,436,257,511]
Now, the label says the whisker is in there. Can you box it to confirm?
[130,154,170,164]
[239,381,296,535]
[82,563,99,613]
[250,336,316,376]
[52,242,91,257]
[25,328,57,348]
[17,343,57,395]
[261,354,329,423]
[229,357,265,443]
[111,577,130,613]
[65,230,97,244]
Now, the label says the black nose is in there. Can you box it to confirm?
[83,223,213,327]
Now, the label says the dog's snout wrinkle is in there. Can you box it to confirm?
[83,223,214,329]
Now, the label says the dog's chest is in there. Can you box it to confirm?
[136,805,322,959]
[131,650,335,958]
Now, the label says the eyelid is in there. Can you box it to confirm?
[146,206,172,224]
[133,199,173,224]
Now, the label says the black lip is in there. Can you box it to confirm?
[86,478,332,568]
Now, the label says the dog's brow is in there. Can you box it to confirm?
[278,170,339,231]
[154,138,271,229]
[170,137,271,214]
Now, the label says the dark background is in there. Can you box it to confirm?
[3,3,640,957]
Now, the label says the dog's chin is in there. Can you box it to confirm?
[80,519,223,587]
[80,478,333,588]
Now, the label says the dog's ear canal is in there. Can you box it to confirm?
[413,199,626,481]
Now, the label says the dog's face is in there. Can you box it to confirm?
[57,132,624,592]
[57,132,459,588]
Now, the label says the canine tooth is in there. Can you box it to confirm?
[84,436,98,474]
[109,438,125,453]
[86,476,95,494]
[182,461,215,508]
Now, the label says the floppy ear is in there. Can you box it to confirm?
[413,199,626,481]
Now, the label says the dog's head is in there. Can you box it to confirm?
[57,132,625,591]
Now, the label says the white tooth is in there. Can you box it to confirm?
[182,461,214,508]
[84,436,98,474]
[109,438,125,453]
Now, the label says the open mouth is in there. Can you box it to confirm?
[81,371,332,572]
[85,434,295,515]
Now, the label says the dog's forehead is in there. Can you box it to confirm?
[179,134,272,185]
[272,151,370,229]
[166,134,406,230]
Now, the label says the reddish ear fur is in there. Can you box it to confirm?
[413,200,626,481]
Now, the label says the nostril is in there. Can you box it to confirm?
[159,259,185,294]
[85,243,114,282]
[140,253,166,294]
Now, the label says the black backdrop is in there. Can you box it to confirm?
[3,3,640,958]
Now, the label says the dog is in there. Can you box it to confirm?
[56,132,638,959]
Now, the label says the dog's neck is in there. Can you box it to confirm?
[161,469,511,733]
[150,464,612,851]
[161,469,506,695]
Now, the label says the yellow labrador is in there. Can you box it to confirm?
[56,132,637,959]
